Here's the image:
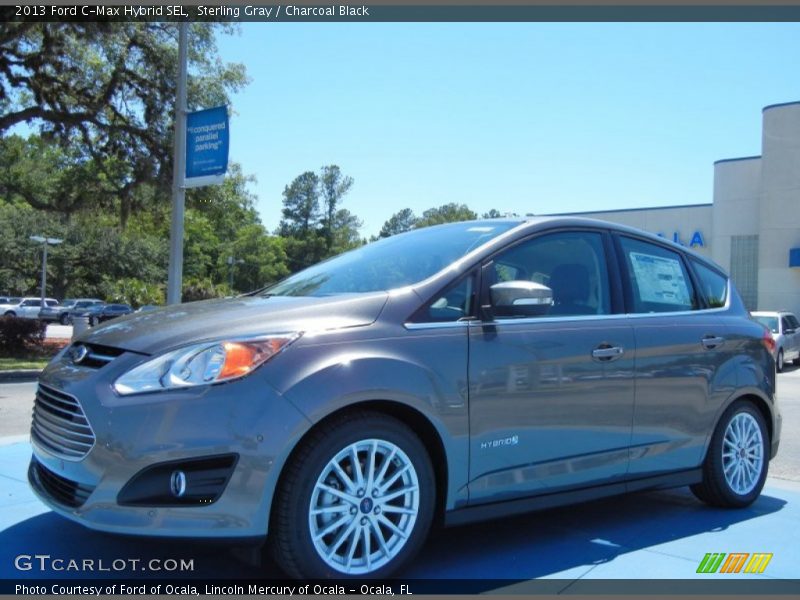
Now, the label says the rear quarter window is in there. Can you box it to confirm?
[691,259,729,309]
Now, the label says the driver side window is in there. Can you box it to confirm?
[490,231,611,318]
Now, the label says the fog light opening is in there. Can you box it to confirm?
[170,470,187,498]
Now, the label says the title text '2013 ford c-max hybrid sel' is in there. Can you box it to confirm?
[29,217,780,578]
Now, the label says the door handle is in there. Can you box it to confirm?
[592,345,624,361]
[701,335,725,350]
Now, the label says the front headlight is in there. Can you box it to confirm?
[113,333,300,396]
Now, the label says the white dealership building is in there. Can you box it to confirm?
[558,101,800,315]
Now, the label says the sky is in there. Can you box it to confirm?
[215,22,800,237]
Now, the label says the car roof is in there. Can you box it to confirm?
[479,215,726,271]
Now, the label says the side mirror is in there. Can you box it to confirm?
[490,281,553,317]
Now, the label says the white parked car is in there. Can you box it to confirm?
[1,297,58,319]
[752,310,800,372]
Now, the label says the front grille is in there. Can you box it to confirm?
[70,342,125,369]
[31,384,95,460]
[29,458,95,508]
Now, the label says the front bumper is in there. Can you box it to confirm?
[28,348,310,539]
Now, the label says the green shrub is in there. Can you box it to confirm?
[0,317,46,356]
[107,277,165,308]
[182,278,231,303]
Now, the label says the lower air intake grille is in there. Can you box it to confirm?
[29,458,95,508]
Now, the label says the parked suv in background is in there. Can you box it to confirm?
[752,310,800,372]
[40,299,104,325]
[64,300,106,325]
[2,297,58,318]
[84,303,133,326]
[30,217,780,579]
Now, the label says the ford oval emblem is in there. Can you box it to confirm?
[71,344,89,364]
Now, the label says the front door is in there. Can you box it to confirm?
[467,229,635,505]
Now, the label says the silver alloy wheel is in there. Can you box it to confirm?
[308,439,420,575]
[722,412,764,495]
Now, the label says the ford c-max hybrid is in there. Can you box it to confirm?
[29,217,781,578]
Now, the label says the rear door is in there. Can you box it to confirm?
[616,235,734,477]
[20,299,41,318]
[468,229,636,503]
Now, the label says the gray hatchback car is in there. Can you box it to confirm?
[29,217,780,578]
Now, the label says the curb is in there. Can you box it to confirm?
[0,370,42,382]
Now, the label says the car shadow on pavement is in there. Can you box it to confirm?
[403,486,787,583]
[0,510,268,579]
[0,486,787,583]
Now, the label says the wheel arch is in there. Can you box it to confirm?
[269,400,450,529]
[707,391,775,457]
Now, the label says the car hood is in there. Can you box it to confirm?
[76,293,389,355]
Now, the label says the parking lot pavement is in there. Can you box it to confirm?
[0,438,798,588]
[44,325,71,340]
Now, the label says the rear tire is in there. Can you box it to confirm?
[691,400,768,508]
[271,411,435,579]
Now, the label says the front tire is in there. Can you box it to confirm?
[691,400,768,508]
[776,349,784,372]
[271,412,435,579]
[59,313,69,325]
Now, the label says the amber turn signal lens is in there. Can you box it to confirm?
[218,339,293,380]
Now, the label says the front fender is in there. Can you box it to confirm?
[273,333,470,511]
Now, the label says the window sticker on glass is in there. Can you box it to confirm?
[629,252,691,305]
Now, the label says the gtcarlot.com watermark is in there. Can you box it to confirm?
[14,554,194,573]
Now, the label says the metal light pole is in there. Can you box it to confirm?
[227,256,244,290]
[167,21,189,305]
[30,235,63,306]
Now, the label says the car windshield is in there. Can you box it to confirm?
[262,220,519,297]
[755,315,779,333]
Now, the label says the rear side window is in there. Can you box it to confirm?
[691,260,728,308]
[619,236,696,313]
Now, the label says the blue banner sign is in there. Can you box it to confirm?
[185,106,229,187]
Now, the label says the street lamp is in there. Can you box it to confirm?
[227,256,244,290]
[30,235,63,307]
